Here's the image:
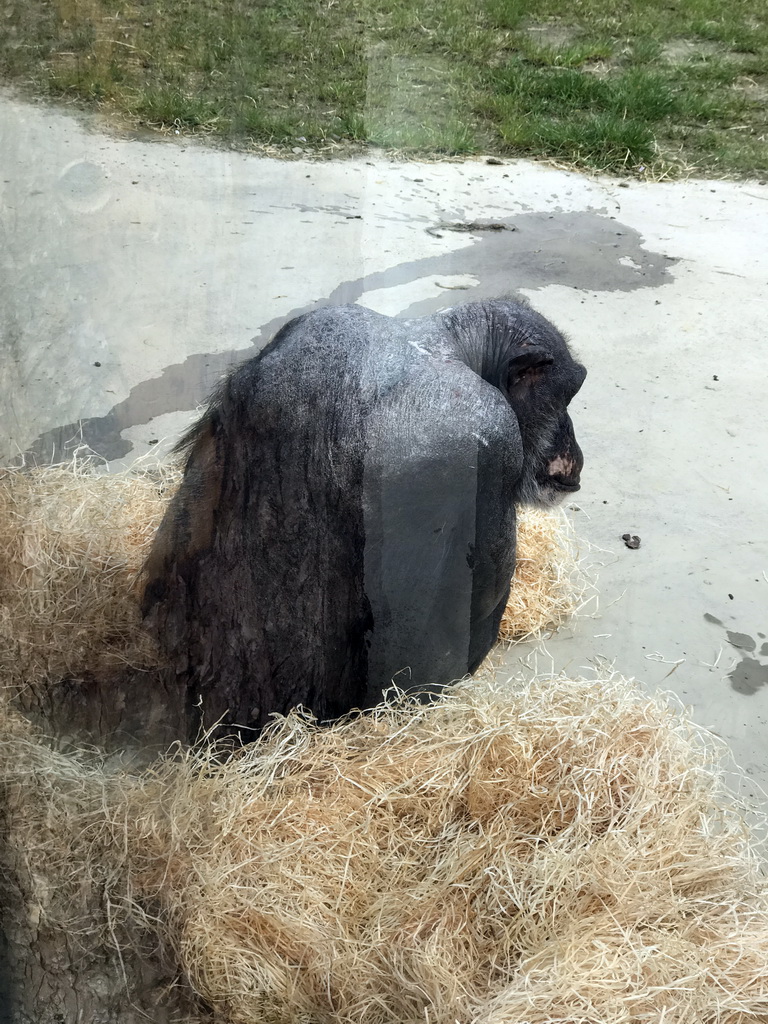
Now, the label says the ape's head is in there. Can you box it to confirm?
[492,302,587,508]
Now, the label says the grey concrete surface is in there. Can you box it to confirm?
[1,92,767,798]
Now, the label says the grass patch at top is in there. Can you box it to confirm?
[0,0,766,176]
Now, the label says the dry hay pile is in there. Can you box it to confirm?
[114,675,768,1024]
[0,458,180,686]
[500,506,590,643]
[0,697,201,1023]
[0,460,586,695]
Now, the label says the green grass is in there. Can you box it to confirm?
[1,0,767,177]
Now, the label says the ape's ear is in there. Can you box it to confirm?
[507,348,554,387]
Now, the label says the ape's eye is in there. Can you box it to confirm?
[520,364,547,382]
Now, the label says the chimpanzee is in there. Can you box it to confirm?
[142,300,586,739]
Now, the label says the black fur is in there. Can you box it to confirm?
[142,301,586,739]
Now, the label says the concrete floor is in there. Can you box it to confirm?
[1,92,767,799]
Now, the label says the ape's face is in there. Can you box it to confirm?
[505,346,586,508]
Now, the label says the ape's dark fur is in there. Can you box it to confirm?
[142,301,586,739]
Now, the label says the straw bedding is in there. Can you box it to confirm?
[0,461,585,695]
[0,459,179,686]
[4,674,767,1024]
[122,675,768,1024]
[3,466,766,1022]
[499,506,589,643]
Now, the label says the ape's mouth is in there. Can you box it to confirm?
[548,477,580,493]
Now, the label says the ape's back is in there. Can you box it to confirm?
[143,306,522,738]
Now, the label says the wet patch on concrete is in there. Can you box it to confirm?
[730,657,768,696]
[727,631,768,694]
[727,630,757,653]
[348,211,674,330]
[24,209,675,464]
[705,615,768,695]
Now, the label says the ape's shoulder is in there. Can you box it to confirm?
[365,354,522,481]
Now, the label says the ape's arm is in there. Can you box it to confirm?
[361,363,521,703]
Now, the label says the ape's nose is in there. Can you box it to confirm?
[547,455,580,483]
